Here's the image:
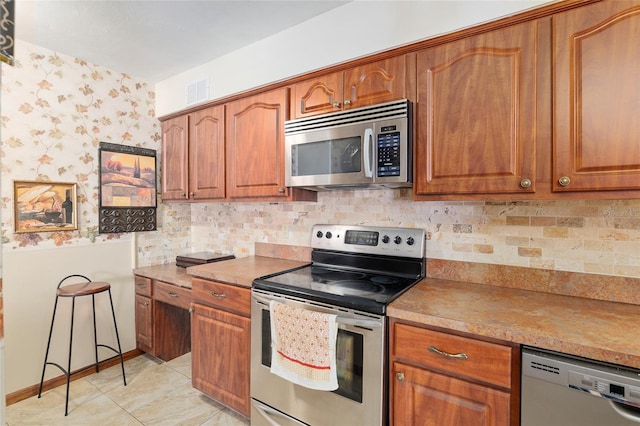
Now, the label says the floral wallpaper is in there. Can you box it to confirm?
[1,40,161,249]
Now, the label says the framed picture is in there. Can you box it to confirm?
[98,142,157,233]
[14,180,77,233]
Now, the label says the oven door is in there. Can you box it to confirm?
[250,289,386,426]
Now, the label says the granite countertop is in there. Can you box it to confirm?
[133,263,193,288]
[187,256,309,288]
[388,277,640,370]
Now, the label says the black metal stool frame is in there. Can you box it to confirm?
[38,274,127,416]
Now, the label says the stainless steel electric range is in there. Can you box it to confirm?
[250,224,425,426]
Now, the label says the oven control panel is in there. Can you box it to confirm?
[311,224,425,259]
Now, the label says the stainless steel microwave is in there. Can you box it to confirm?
[284,99,412,191]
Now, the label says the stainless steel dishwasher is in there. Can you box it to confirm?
[522,347,640,425]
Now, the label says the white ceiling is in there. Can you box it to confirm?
[15,0,350,82]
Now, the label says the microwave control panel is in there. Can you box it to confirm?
[377,130,401,177]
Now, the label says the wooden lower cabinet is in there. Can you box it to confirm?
[392,362,511,426]
[134,293,153,353]
[191,278,251,417]
[389,319,519,426]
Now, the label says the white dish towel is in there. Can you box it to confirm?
[269,300,339,391]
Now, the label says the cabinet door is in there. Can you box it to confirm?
[161,114,189,201]
[189,105,226,200]
[293,71,343,117]
[191,303,250,417]
[226,87,289,199]
[343,56,406,110]
[134,294,153,353]
[392,362,511,426]
[553,0,640,191]
[415,21,538,195]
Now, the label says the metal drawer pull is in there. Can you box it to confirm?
[428,345,469,360]
[211,292,227,299]
[168,292,179,298]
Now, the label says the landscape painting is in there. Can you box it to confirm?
[99,144,157,207]
[98,142,157,233]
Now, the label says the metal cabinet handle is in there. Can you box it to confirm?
[558,176,571,186]
[344,98,351,106]
[278,188,285,193]
[168,292,179,298]
[211,292,227,299]
[142,301,149,307]
[189,192,194,197]
[428,345,469,360]
[396,372,405,382]
[520,178,532,188]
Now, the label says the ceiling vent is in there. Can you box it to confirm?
[186,77,209,106]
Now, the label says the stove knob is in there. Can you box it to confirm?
[382,235,390,244]
[394,236,402,245]
[326,231,333,239]
[316,231,323,238]
[407,236,415,246]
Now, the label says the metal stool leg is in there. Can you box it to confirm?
[107,288,127,386]
[91,294,99,373]
[64,295,76,416]
[38,295,60,398]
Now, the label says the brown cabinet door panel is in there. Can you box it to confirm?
[226,88,289,198]
[134,294,153,353]
[161,115,189,200]
[344,56,406,109]
[189,105,226,199]
[191,304,250,417]
[415,21,538,195]
[392,362,511,426]
[294,71,343,117]
[553,0,640,191]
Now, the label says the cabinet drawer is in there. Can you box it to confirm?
[154,281,192,310]
[392,323,513,389]
[134,275,152,297]
[192,277,250,316]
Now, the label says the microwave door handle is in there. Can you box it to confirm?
[363,128,374,178]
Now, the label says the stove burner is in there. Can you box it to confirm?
[311,268,367,282]
[324,280,385,296]
[371,276,400,285]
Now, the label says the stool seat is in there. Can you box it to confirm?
[57,281,111,297]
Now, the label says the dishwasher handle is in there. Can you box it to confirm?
[610,401,640,424]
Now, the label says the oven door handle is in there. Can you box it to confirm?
[252,293,383,328]
[252,399,307,425]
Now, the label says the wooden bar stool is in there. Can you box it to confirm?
[38,274,127,416]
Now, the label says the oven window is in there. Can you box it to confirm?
[261,309,364,403]
[291,136,362,176]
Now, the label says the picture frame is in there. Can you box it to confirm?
[98,142,157,233]
[14,180,78,233]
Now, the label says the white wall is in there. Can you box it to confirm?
[3,240,135,394]
[156,0,549,116]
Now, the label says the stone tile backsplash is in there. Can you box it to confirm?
[140,190,640,279]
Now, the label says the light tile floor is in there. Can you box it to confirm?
[6,353,250,426]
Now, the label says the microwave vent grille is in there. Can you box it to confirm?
[285,99,410,134]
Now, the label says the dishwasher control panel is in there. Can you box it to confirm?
[523,347,640,407]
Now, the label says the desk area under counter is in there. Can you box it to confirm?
[133,254,310,418]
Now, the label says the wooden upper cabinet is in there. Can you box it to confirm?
[553,0,640,192]
[226,87,289,199]
[161,105,225,201]
[161,115,189,201]
[189,105,226,200]
[414,21,539,196]
[293,56,407,118]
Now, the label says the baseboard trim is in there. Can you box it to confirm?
[5,349,143,406]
